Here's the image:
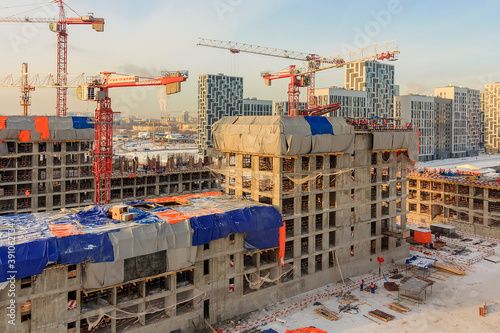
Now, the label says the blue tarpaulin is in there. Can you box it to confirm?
[304,116,334,135]
[405,255,437,269]
[57,233,114,264]
[72,116,94,129]
[191,206,282,249]
[262,330,278,333]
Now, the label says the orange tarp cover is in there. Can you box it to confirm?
[279,225,286,266]
[147,191,223,204]
[35,116,50,140]
[0,116,7,129]
[154,207,225,224]
[286,329,328,333]
[18,130,30,142]
[414,230,432,244]
[49,224,84,237]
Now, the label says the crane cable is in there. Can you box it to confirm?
[1,2,54,18]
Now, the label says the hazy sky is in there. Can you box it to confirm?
[0,0,499,118]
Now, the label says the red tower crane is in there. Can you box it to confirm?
[261,40,400,115]
[77,71,188,205]
[0,0,104,116]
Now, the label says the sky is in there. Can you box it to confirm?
[0,0,499,118]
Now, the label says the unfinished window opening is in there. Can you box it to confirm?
[285,219,294,238]
[351,207,355,220]
[260,249,277,265]
[282,198,294,215]
[371,153,377,165]
[351,189,355,200]
[301,258,309,276]
[124,251,166,282]
[301,196,309,212]
[283,177,295,193]
[420,204,429,214]
[315,254,322,272]
[382,202,389,216]
[316,156,324,170]
[301,237,309,255]
[350,245,354,257]
[259,156,272,171]
[445,183,456,193]
[329,231,336,247]
[459,185,469,195]
[204,260,210,275]
[229,234,235,244]
[409,203,417,212]
[371,186,377,201]
[351,170,355,182]
[229,153,236,166]
[382,219,389,232]
[302,157,310,171]
[242,154,252,168]
[449,209,457,219]
[259,195,272,205]
[67,321,76,333]
[397,182,402,196]
[371,239,376,255]
[243,274,258,294]
[351,152,355,163]
[204,243,210,250]
[488,218,500,227]
[316,194,323,210]
[176,270,194,288]
[420,191,430,201]
[329,251,334,268]
[351,226,354,238]
[382,236,389,251]
[285,241,294,260]
[371,168,377,183]
[396,199,402,210]
[459,212,469,222]
[301,216,309,234]
[396,238,401,247]
[382,184,389,199]
[228,189,235,195]
[315,234,323,251]
[68,290,77,310]
[382,151,390,162]
[283,158,294,172]
[315,214,323,231]
[330,155,337,168]
[228,177,236,186]
[473,199,484,210]
[382,168,389,182]
[146,276,169,295]
[259,178,273,192]
[459,196,469,208]
[242,175,251,190]
[329,211,336,228]
[316,175,323,190]
[302,181,309,192]
[474,187,484,197]
[204,299,210,319]
[371,203,377,218]
[176,290,194,316]
[329,192,336,208]
[329,175,337,188]
[21,300,31,322]
[371,222,377,236]
[229,278,235,292]
[20,276,32,289]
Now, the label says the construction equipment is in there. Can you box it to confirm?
[197,38,337,110]
[76,71,188,205]
[0,66,98,115]
[262,40,400,115]
[0,1,104,116]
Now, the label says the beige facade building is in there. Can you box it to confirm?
[483,83,500,153]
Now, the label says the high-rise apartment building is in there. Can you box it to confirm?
[181,110,189,123]
[482,83,500,153]
[315,87,367,118]
[434,97,453,160]
[243,98,273,116]
[198,74,243,153]
[394,94,435,161]
[435,86,481,157]
[345,61,396,119]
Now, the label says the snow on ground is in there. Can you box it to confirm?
[226,236,500,333]
[114,140,198,163]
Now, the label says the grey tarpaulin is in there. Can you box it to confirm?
[166,247,196,272]
[83,260,124,289]
[48,116,73,130]
[6,116,36,130]
[372,131,419,162]
[107,224,158,261]
[212,116,355,156]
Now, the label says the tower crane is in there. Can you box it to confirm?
[197,38,338,110]
[261,40,400,115]
[77,71,188,205]
[0,0,104,116]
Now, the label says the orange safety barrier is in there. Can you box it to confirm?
[414,230,432,244]
[34,116,50,140]
[49,223,84,237]
[18,130,30,142]
[279,225,286,266]
[286,329,328,333]
[0,116,7,129]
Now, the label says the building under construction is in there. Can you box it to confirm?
[0,115,418,332]
[0,116,217,216]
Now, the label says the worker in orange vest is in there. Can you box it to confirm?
[370,283,375,293]
[360,279,364,291]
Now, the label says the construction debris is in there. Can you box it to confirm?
[314,305,341,321]
[368,309,396,322]
[338,304,359,314]
[479,303,487,317]
[387,302,411,314]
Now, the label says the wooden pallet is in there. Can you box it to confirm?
[368,309,396,322]
[314,306,341,321]
[387,302,411,313]
[433,262,466,276]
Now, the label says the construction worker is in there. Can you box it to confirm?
[370,283,375,294]
[435,231,441,241]
[360,279,364,291]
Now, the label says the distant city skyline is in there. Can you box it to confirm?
[0,0,499,118]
